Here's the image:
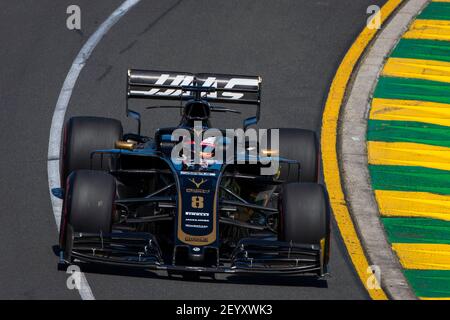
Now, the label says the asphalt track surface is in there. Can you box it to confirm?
[0,0,386,299]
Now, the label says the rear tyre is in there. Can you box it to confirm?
[60,116,123,185]
[279,183,330,268]
[268,128,319,183]
[59,170,115,249]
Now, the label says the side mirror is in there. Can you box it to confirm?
[127,109,141,135]
[115,140,137,150]
[243,116,257,129]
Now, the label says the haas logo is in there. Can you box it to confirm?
[140,74,258,100]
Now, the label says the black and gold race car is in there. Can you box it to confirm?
[55,70,331,277]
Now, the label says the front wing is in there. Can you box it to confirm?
[59,231,324,276]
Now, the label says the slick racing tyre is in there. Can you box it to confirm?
[279,182,330,268]
[60,116,123,185]
[59,170,115,249]
[267,128,319,183]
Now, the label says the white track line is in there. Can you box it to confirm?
[47,0,141,300]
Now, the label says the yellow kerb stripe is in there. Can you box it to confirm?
[375,190,450,221]
[404,19,450,41]
[382,57,450,83]
[392,243,450,270]
[368,141,450,171]
[321,0,403,300]
[370,98,450,127]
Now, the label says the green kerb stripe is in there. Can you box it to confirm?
[382,217,450,244]
[367,120,450,148]
[374,77,450,105]
[404,270,450,298]
[391,39,450,63]
[369,165,450,195]
[417,1,450,20]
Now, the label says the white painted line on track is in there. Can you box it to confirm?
[47,0,141,300]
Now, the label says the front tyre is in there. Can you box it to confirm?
[279,183,331,271]
[59,170,115,251]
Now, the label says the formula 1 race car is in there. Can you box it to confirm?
[55,70,331,277]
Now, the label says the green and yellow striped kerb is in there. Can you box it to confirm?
[368,0,450,299]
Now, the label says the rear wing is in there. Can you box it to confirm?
[127,69,261,104]
[126,70,262,133]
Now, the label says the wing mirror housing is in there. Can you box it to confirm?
[115,140,137,150]
[127,109,141,135]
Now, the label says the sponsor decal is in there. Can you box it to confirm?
[185,211,210,217]
[185,236,209,243]
[130,73,259,100]
[180,171,216,177]
[186,188,210,194]
[186,177,211,194]
[185,224,208,229]
[177,172,218,246]
[186,219,210,223]
[189,178,207,188]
